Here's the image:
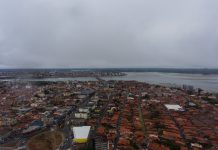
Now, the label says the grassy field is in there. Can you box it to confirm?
[27,131,64,150]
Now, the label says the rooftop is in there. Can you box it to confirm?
[72,126,91,143]
[164,104,184,111]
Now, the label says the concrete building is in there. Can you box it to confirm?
[72,126,91,143]
[164,104,184,111]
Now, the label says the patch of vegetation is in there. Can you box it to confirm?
[127,113,132,121]
[143,94,150,99]
[149,111,160,119]
[104,124,114,129]
[202,142,213,149]
[44,89,51,94]
[154,122,166,136]
[154,122,166,129]
[157,139,180,150]
[203,97,218,105]
[130,141,139,149]
[83,145,95,150]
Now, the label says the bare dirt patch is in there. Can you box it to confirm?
[27,131,64,150]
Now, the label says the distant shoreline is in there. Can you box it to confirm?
[0,68,218,74]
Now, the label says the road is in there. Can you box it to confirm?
[60,92,96,150]
[60,123,72,150]
[113,95,127,150]
[138,98,148,149]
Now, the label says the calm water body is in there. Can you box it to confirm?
[102,72,218,92]
[1,77,97,82]
[1,72,218,92]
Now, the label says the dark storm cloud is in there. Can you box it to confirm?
[0,0,218,68]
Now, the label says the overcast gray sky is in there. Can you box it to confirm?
[0,0,218,68]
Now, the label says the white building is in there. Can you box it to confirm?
[165,104,184,111]
[75,113,89,119]
[72,126,91,143]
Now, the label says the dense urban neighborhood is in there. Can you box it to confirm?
[0,71,218,150]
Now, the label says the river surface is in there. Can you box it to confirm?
[1,72,218,92]
[1,77,97,82]
[102,72,218,92]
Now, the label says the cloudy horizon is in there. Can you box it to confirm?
[0,0,218,68]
